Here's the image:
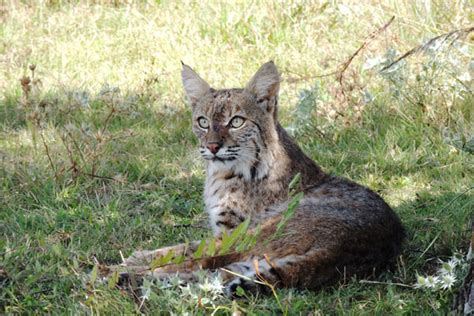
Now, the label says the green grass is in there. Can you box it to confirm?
[1,1,473,314]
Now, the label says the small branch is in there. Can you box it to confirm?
[59,133,79,180]
[119,250,126,264]
[359,280,414,288]
[284,16,395,86]
[337,16,395,99]
[284,68,338,84]
[40,132,58,181]
[419,233,441,261]
[338,16,395,82]
[77,170,117,182]
[381,26,474,72]
[101,106,116,135]
[219,267,266,285]
[89,105,116,176]
[66,129,87,166]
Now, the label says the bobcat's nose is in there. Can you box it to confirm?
[206,142,222,154]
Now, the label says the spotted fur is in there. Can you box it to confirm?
[119,61,405,297]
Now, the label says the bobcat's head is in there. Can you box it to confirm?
[181,61,281,180]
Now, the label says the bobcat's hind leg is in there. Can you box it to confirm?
[114,264,209,301]
[117,242,243,288]
[222,249,337,297]
[116,254,244,294]
[115,258,204,291]
[114,241,203,288]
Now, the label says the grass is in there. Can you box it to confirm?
[1,0,473,314]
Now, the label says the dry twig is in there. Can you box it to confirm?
[381,26,474,72]
[337,16,395,100]
[284,16,395,87]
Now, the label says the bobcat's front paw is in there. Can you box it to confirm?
[225,276,270,298]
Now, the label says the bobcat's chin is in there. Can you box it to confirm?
[205,155,269,182]
[200,154,238,164]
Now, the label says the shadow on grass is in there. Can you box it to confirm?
[1,88,472,313]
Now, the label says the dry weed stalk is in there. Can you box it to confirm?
[19,64,134,184]
[381,26,474,72]
[285,16,396,124]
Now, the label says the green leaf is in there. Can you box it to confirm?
[108,270,119,289]
[89,265,98,284]
[289,173,301,191]
[150,258,160,270]
[220,230,230,253]
[150,250,174,270]
[286,192,304,216]
[236,234,251,253]
[219,218,250,255]
[207,238,216,257]
[237,225,261,252]
[247,234,258,251]
[172,254,185,264]
[193,239,207,259]
[160,249,175,265]
[236,286,246,297]
[273,192,303,239]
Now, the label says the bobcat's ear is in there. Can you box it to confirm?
[245,61,280,107]
[181,62,211,106]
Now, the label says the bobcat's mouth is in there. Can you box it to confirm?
[211,156,237,162]
[200,146,240,162]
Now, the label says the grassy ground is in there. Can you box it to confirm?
[1,1,473,314]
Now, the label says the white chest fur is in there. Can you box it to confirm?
[203,147,287,236]
[204,160,248,236]
[204,174,228,236]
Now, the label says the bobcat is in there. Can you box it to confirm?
[117,61,405,296]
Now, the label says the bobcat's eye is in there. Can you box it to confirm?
[229,116,245,129]
[197,117,209,129]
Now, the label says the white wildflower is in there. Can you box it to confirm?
[198,275,224,303]
[450,253,465,266]
[415,253,465,292]
[169,274,183,287]
[438,261,454,275]
[397,299,407,310]
[416,275,439,289]
[180,283,199,300]
[140,279,153,300]
[141,287,151,301]
[198,279,214,292]
[425,275,440,288]
[211,276,224,294]
[439,274,456,290]
[414,275,427,289]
